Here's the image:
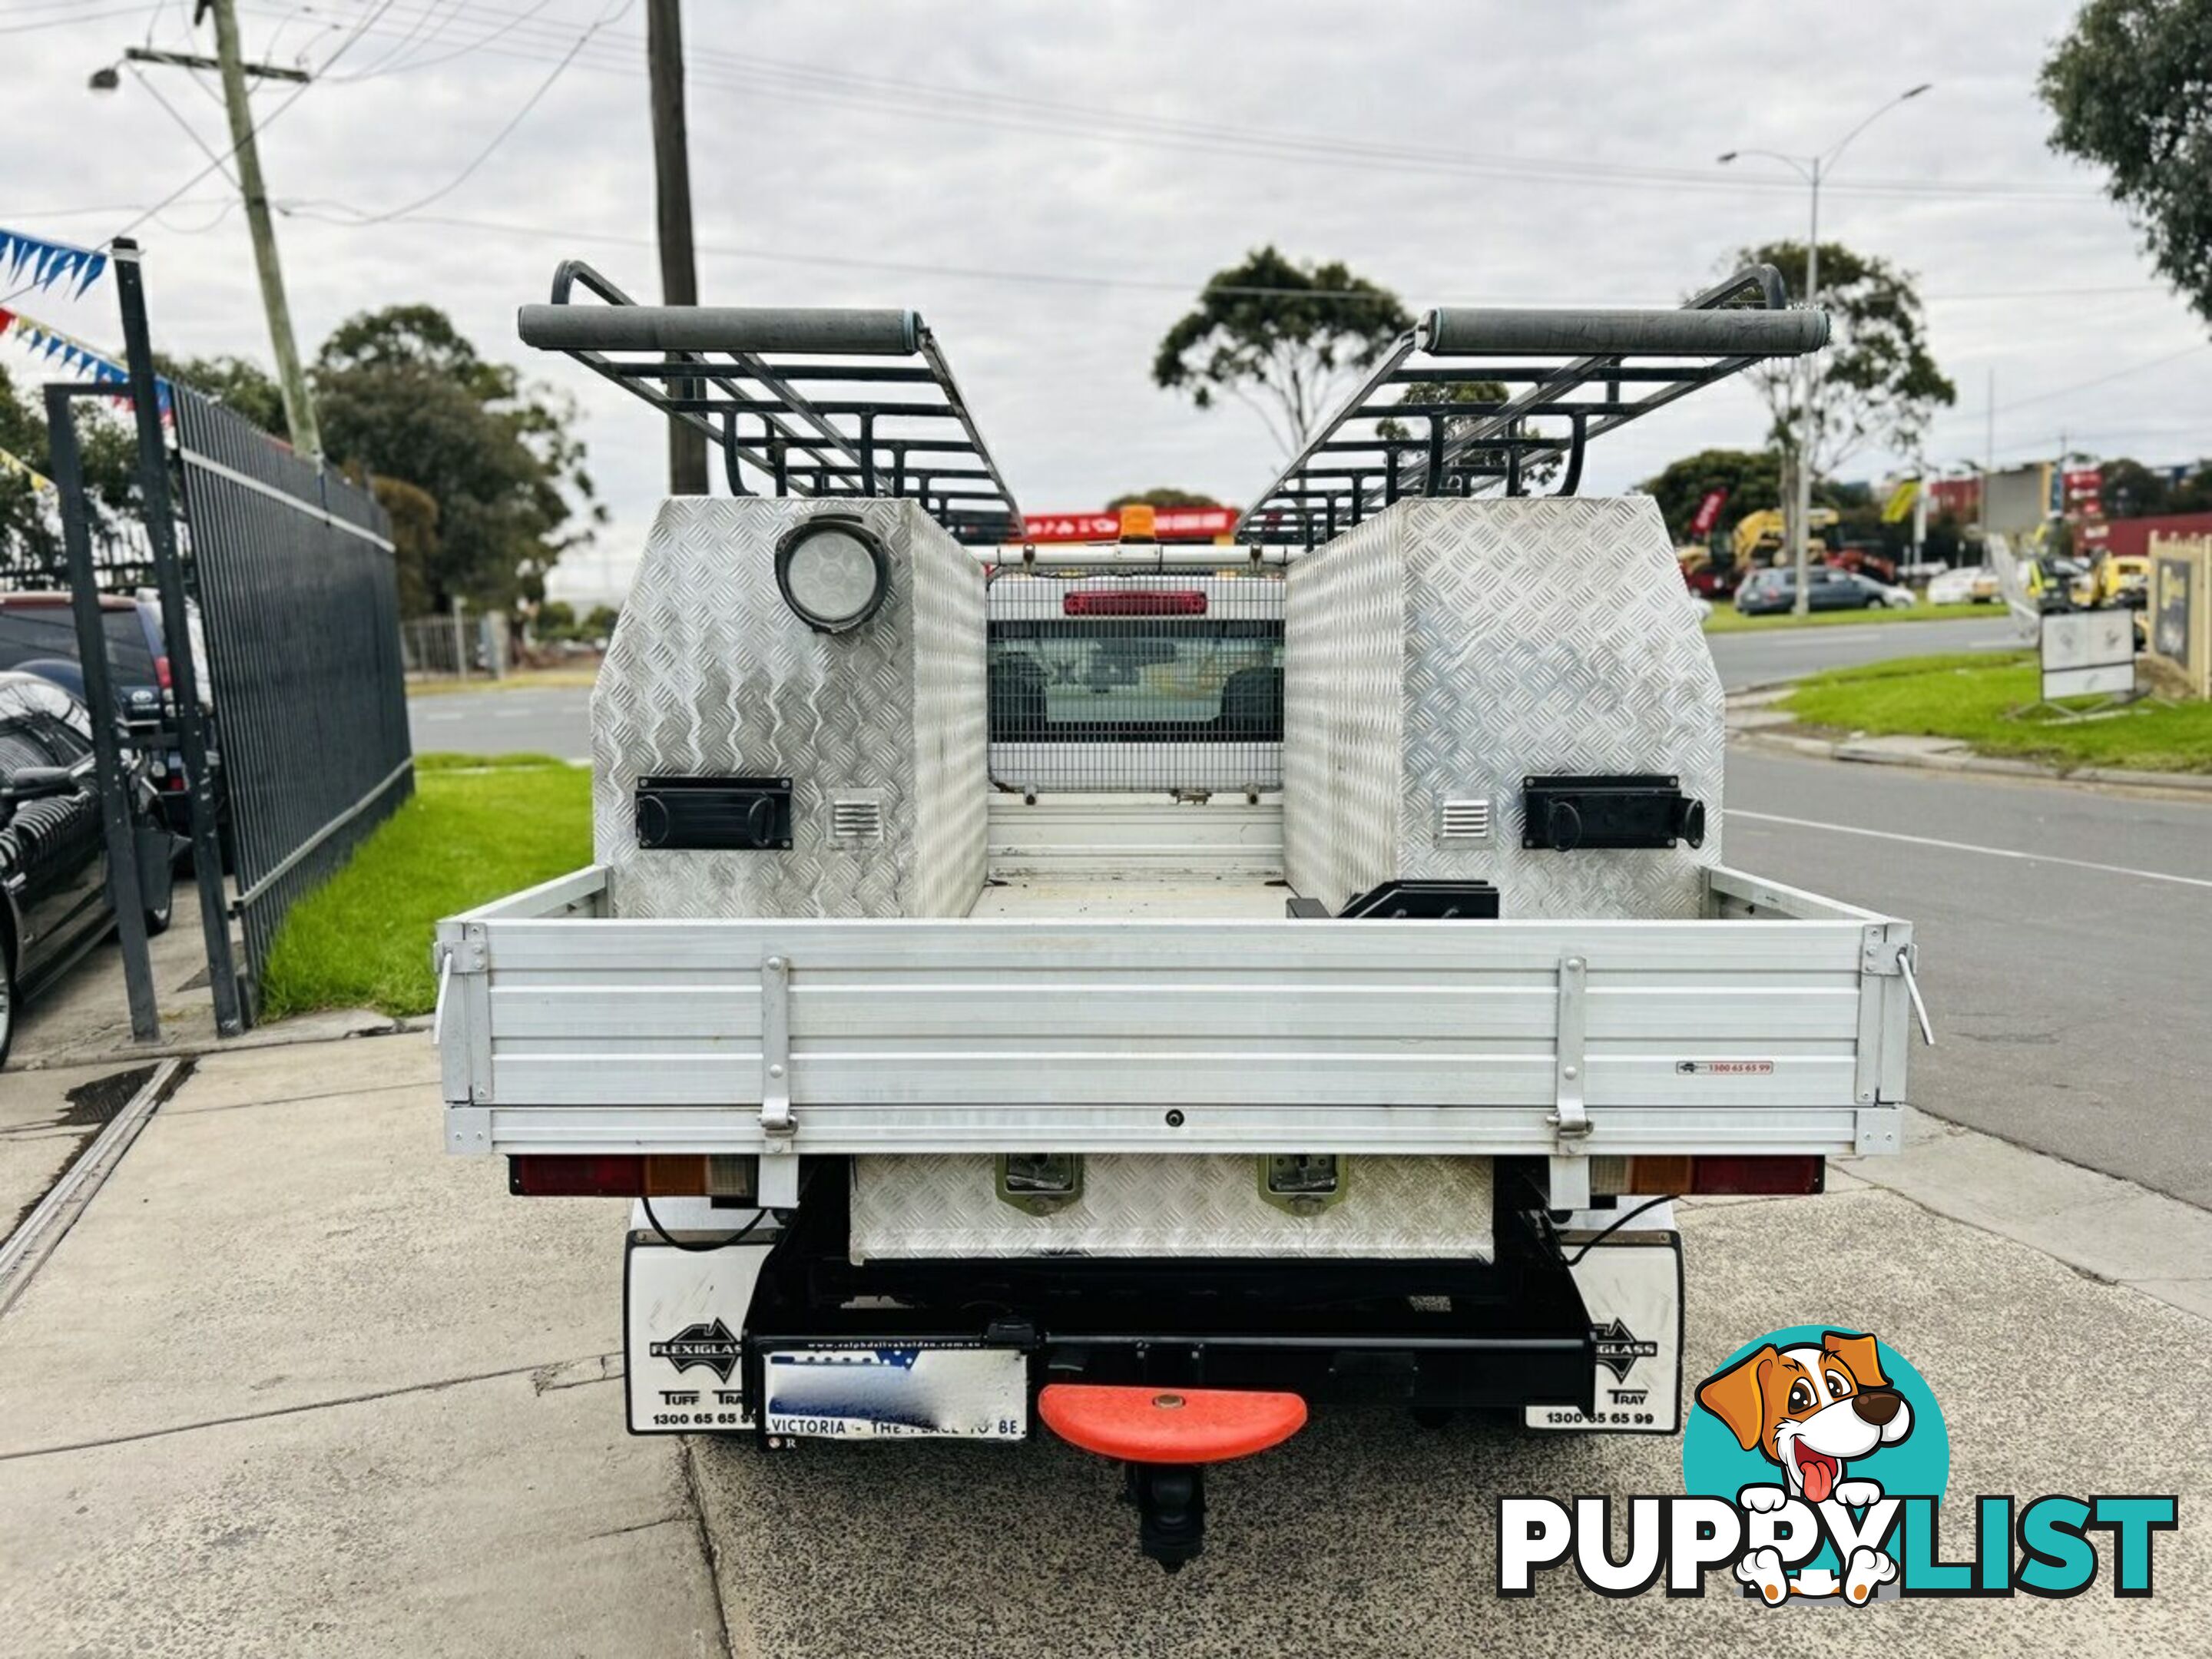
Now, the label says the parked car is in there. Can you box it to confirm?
[1926,565,2001,606]
[0,591,227,852]
[0,672,176,1068]
[1734,565,1916,615]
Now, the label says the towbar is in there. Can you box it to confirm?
[1417,306,1827,358]
[517,303,922,357]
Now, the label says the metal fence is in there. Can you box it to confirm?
[0,512,166,594]
[173,385,412,1005]
[399,608,508,680]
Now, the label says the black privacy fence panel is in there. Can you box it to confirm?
[171,386,412,1004]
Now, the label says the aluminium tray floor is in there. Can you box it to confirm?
[966,878,1297,920]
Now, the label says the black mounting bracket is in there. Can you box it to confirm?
[634,775,794,851]
[1339,880,1502,919]
[1522,774,1706,852]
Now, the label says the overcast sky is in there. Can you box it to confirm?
[7,0,2209,599]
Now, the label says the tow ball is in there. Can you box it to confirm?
[1038,1384,1308,1571]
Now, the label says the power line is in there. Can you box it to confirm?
[306,0,628,224]
[0,184,2177,313]
[1927,343,2212,435]
[1992,343,2210,415]
[270,204,2176,318]
[124,59,243,190]
[343,0,457,77]
[237,0,2111,206]
[0,5,154,34]
[108,0,398,241]
[320,0,555,79]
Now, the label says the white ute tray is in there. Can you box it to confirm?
[437,863,1913,1167]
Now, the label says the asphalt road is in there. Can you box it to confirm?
[1724,750,2212,1208]
[410,683,594,760]
[1706,611,2022,687]
[406,614,2028,759]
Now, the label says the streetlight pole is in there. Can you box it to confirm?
[1796,157,1821,618]
[1721,84,1929,616]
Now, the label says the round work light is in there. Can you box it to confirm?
[775,515,889,634]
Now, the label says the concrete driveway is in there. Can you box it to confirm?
[0,1033,2204,1657]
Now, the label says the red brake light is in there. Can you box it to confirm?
[1063,591,1207,616]
[1608,1155,1825,1197]
[508,1154,756,1198]
[155,654,172,691]
[1686,1155,1825,1196]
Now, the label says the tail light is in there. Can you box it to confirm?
[1064,590,1206,616]
[1591,1155,1823,1197]
[508,1154,757,1198]
[155,654,172,691]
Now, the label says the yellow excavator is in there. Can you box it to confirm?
[1678,506,1843,596]
[1729,506,1840,566]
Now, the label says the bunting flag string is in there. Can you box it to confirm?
[0,445,55,492]
[0,228,110,300]
[0,306,172,419]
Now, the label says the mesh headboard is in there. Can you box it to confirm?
[1283,496,1723,919]
[591,497,986,919]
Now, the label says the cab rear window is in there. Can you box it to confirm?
[988,618,1282,743]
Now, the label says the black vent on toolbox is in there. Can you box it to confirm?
[1521,774,1706,852]
[634,776,794,850]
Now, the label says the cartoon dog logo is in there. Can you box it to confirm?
[1695,1330,1913,1604]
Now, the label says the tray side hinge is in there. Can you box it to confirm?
[757,953,800,1208]
[1546,952,1592,1209]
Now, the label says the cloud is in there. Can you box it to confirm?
[8,0,2204,601]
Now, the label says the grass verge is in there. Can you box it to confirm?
[1702,600,1995,634]
[1783,652,2212,775]
[258,757,591,1019]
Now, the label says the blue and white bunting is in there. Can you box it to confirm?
[0,228,110,299]
[0,306,171,418]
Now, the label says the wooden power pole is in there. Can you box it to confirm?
[204,0,320,457]
[646,0,706,495]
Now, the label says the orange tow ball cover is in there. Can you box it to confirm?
[1038,1383,1308,1464]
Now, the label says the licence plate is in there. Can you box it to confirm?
[761,1346,1028,1441]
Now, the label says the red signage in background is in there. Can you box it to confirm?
[1929,476,1981,520]
[2062,468,2104,520]
[2100,511,2212,561]
[1687,488,1729,538]
[1022,507,1240,543]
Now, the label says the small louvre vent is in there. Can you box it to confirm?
[1439,798,1492,843]
[829,793,886,845]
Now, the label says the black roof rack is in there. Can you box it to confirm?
[1236,264,1826,546]
[518,260,1021,545]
